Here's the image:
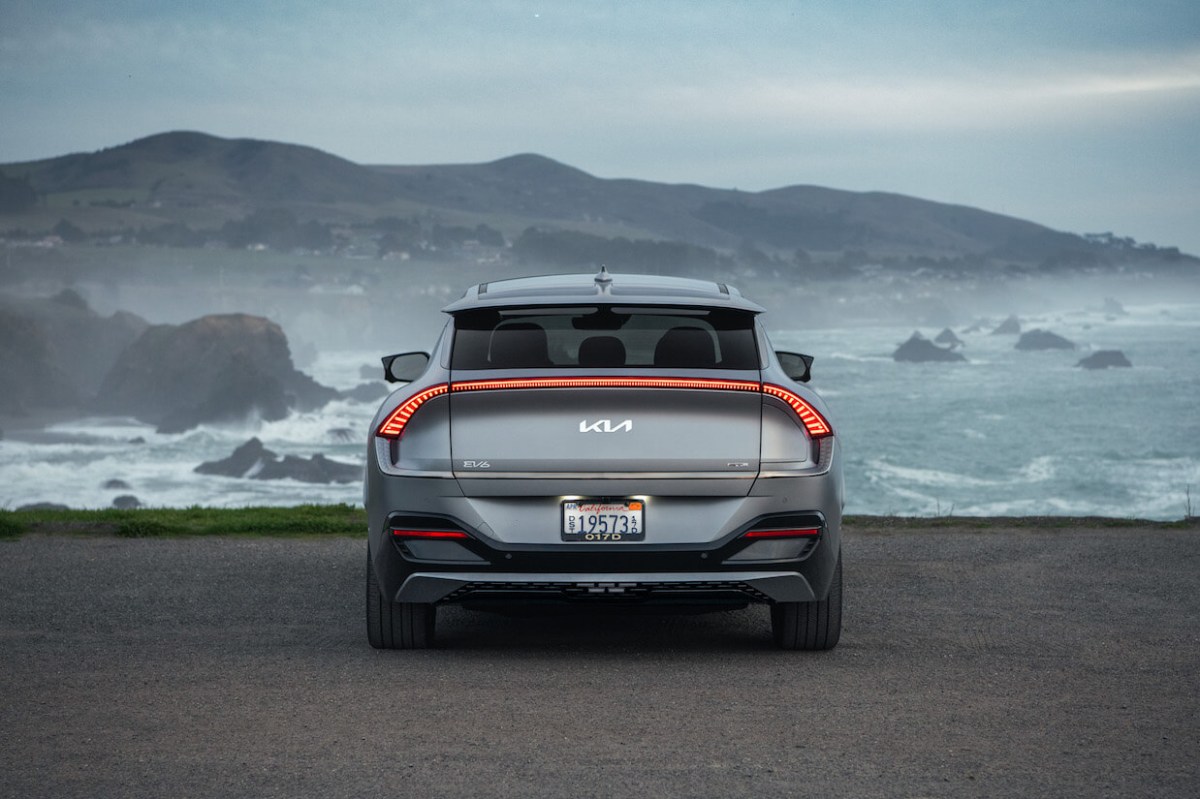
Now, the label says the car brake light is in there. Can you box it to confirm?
[452,376,762,393]
[762,384,833,439]
[376,383,449,438]
[390,528,469,540]
[375,378,832,441]
[743,527,821,539]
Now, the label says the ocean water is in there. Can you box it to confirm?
[2,301,1197,519]
[772,301,1200,520]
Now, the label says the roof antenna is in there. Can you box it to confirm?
[594,265,613,287]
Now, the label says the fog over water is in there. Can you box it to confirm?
[2,268,1197,519]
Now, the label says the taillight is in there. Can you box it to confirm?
[452,376,761,393]
[375,378,833,441]
[743,527,820,539]
[762,384,833,439]
[376,383,448,439]
[390,528,469,540]
[727,519,822,563]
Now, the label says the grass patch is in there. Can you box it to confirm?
[0,511,25,539]
[4,508,1195,541]
[5,504,367,539]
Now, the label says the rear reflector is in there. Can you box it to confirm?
[743,527,821,539]
[390,528,469,540]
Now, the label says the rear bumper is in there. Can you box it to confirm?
[395,570,816,604]
[365,448,845,608]
[373,522,839,608]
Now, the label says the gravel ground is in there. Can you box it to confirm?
[1,522,1198,798]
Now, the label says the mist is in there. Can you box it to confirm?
[38,256,1200,358]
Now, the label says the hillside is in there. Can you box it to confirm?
[9,131,399,205]
[0,131,1193,272]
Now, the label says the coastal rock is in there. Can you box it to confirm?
[0,291,148,414]
[111,495,142,509]
[95,313,337,433]
[195,437,361,483]
[194,437,277,478]
[256,454,361,484]
[0,308,66,415]
[1015,329,1076,351]
[1102,297,1127,316]
[961,319,989,334]
[933,328,965,349]
[893,332,966,363]
[1077,350,1132,369]
[990,315,1021,335]
[328,427,356,443]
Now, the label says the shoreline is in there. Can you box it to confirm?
[0,406,92,436]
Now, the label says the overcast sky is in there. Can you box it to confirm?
[3,0,1198,253]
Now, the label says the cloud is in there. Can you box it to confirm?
[2,0,1197,252]
[612,48,1200,136]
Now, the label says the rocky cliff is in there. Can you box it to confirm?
[95,313,336,432]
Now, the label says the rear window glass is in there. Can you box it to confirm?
[451,307,759,370]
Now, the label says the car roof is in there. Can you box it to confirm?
[441,269,765,313]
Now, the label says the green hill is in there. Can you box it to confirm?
[0,131,1193,272]
[11,131,399,205]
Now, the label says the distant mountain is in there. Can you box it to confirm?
[0,131,1192,271]
[374,153,1090,258]
[8,131,399,205]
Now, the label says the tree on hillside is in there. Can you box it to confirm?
[219,209,334,252]
[140,222,208,248]
[372,216,422,236]
[52,219,86,243]
[0,173,38,214]
[432,223,506,249]
[296,220,334,251]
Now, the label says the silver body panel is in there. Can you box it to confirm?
[447,374,763,483]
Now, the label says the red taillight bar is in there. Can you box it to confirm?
[762,384,833,439]
[376,383,449,438]
[452,376,762,393]
[390,529,469,540]
[375,377,833,440]
[743,527,821,539]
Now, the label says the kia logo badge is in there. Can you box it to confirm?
[579,419,633,433]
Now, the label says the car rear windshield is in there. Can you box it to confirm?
[451,306,759,370]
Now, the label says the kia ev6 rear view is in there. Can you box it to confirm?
[365,270,843,650]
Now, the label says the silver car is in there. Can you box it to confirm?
[365,269,843,650]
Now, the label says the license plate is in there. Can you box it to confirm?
[561,499,645,542]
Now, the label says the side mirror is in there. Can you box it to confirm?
[381,351,430,384]
[776,351,814,383]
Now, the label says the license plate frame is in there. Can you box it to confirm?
[561,499,645,542]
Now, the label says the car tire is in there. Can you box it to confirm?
[366,552,436,649]
[771,551,842,651]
